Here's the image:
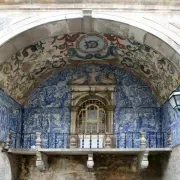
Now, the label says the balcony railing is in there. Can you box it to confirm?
[6,131,171,149]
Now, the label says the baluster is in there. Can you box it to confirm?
[97,133,99,148]
[22,133,24,148]
[156,132,158,148]
[148,133,151,148]
[82,133,84,148]
[162,132,165,148]
[132,132,134,148]
[14,133,17,148]
[90,133,92,149]
[47,133,50,148]
[29,133,32,148]
[124,132,126,148]
[140,132,146,148]
[35,132,42,149]
[116,133,119,148]
[55,133,57,148]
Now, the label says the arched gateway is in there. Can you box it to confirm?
[0,3,180,180]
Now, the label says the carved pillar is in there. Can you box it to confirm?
[4,133,11,150]
[36,151,48,171]
[140,132,146,148]
[36,132,42,149]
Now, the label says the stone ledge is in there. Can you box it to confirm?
[8,147,172,155]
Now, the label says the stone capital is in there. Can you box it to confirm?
[70,106,79,112]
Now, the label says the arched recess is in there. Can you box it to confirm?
[0,14,180,104]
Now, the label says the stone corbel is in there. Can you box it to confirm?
[36,151,49,172]
[138,151,149,170]
[87,153,94,169]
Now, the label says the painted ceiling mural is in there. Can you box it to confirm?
[0,33,179,104]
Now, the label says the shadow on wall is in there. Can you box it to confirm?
[18,154,162,180]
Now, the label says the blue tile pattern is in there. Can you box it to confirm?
[161,100,180,147]
[0,89,22,144]
[23,64,162,148]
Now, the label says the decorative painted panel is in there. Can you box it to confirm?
[161,100,180,146]
[23,64,162,148]
[0,33,179,104]
[0,89,22,143]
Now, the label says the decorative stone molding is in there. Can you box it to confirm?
[68,68,116,136]
[36,151,49,172]
[69,135,78,148]
[36,132,42,149]
[4,133,11,150]
[87,154,94,169]
[140,132,146,148]
[138,151,149,170]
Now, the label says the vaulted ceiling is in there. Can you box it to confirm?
[0,32,179,104]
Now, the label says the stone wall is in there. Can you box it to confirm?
[162,145,180,180]
[19,154,162,180]
[0,142,20,180]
